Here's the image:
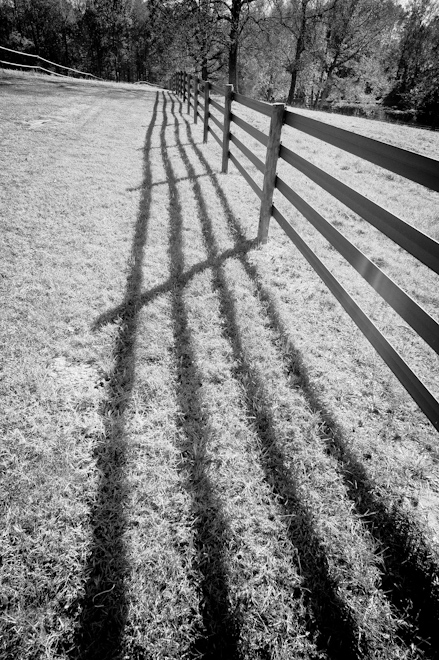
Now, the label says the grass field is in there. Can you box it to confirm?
[1,69,439,659]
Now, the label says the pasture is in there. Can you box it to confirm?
[1,70,439,659]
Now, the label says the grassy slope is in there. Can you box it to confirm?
[1,70,439,659]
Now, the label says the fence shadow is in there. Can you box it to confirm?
[70,93,159,660]
[159,92,241,659]
[169,94,366,660]
[176,95,439,659]
[87,92,257,660]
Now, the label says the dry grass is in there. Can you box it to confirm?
[1,71,439,659]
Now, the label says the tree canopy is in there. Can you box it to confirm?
[1,0,438,123]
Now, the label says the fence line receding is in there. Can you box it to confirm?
[0,45,102,79]
[168,71,439,434]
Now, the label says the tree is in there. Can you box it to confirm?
[211,0,258,89]
[5,0,69,60]
[385,0,439,124]
[239,7,291,98]
[268,0,336,105]
[163,0,259,89]
[315,0,398,106]
[177,0,227,79]
[78,0,131,79]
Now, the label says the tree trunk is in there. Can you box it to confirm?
[63,29,69,66]
[287,68,299,105]
[286,0,307,106]
[202,57,208,81]
[201,0,209,80]
[317,66,335,108]
[228,0,241,90]
[228,40,238,89]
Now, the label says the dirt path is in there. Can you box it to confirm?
[1,75,439,660]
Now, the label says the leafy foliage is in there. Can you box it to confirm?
[0,0,438,121]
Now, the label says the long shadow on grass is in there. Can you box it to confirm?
[70,93,160,660]
[175,96,439,658]
[169,94,366,659]
[160,93,241,659]
[126,171,210,192]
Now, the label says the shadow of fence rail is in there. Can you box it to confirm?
[173,94,439,658]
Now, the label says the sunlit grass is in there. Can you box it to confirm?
[1,71,439,659]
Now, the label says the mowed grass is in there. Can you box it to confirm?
[1,69,439,660]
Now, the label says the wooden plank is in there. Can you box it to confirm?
[210,98,225,114]
[229,153,263,199]
[230,114,268,147]
[258,103,285,243]
[208,125,222,148]
[279,145,439,274]
[233,91,272,117]
[198,100,205,112]
[222,84,233,174]
[230,134,265,173]
[271,205,439,432]
[211,82,225,94]
[0,60,67,77]
[284,110,439,192]
[210,112,224,132]
[275,175,439,354]
[0,45,101,78]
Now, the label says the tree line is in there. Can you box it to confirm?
[0,0,438,125]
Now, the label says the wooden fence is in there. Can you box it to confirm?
[0,45,102,80]
[168,71,439,434]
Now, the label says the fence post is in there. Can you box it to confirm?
[183,71,186,103]
[193,76,198,124]
[258,103,285,244]
[187,73,191,114]
[203,81,210,143]
[222,84,233,174]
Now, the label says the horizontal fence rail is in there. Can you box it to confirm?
[210,82,225,94]
[233,91,272,117]
[210,112,224,132]
[284,111,439,193]
[210,98,225,114]
[231,113,269,147]
[275,175,439,354]
[229,152,263,199]
[279,144,439,274]
[208,126,222,148]
[230,134,265,173]
[271,205,439,430]
[0,45,101,79]
[168,70,439,432]
[0,60,67,77]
